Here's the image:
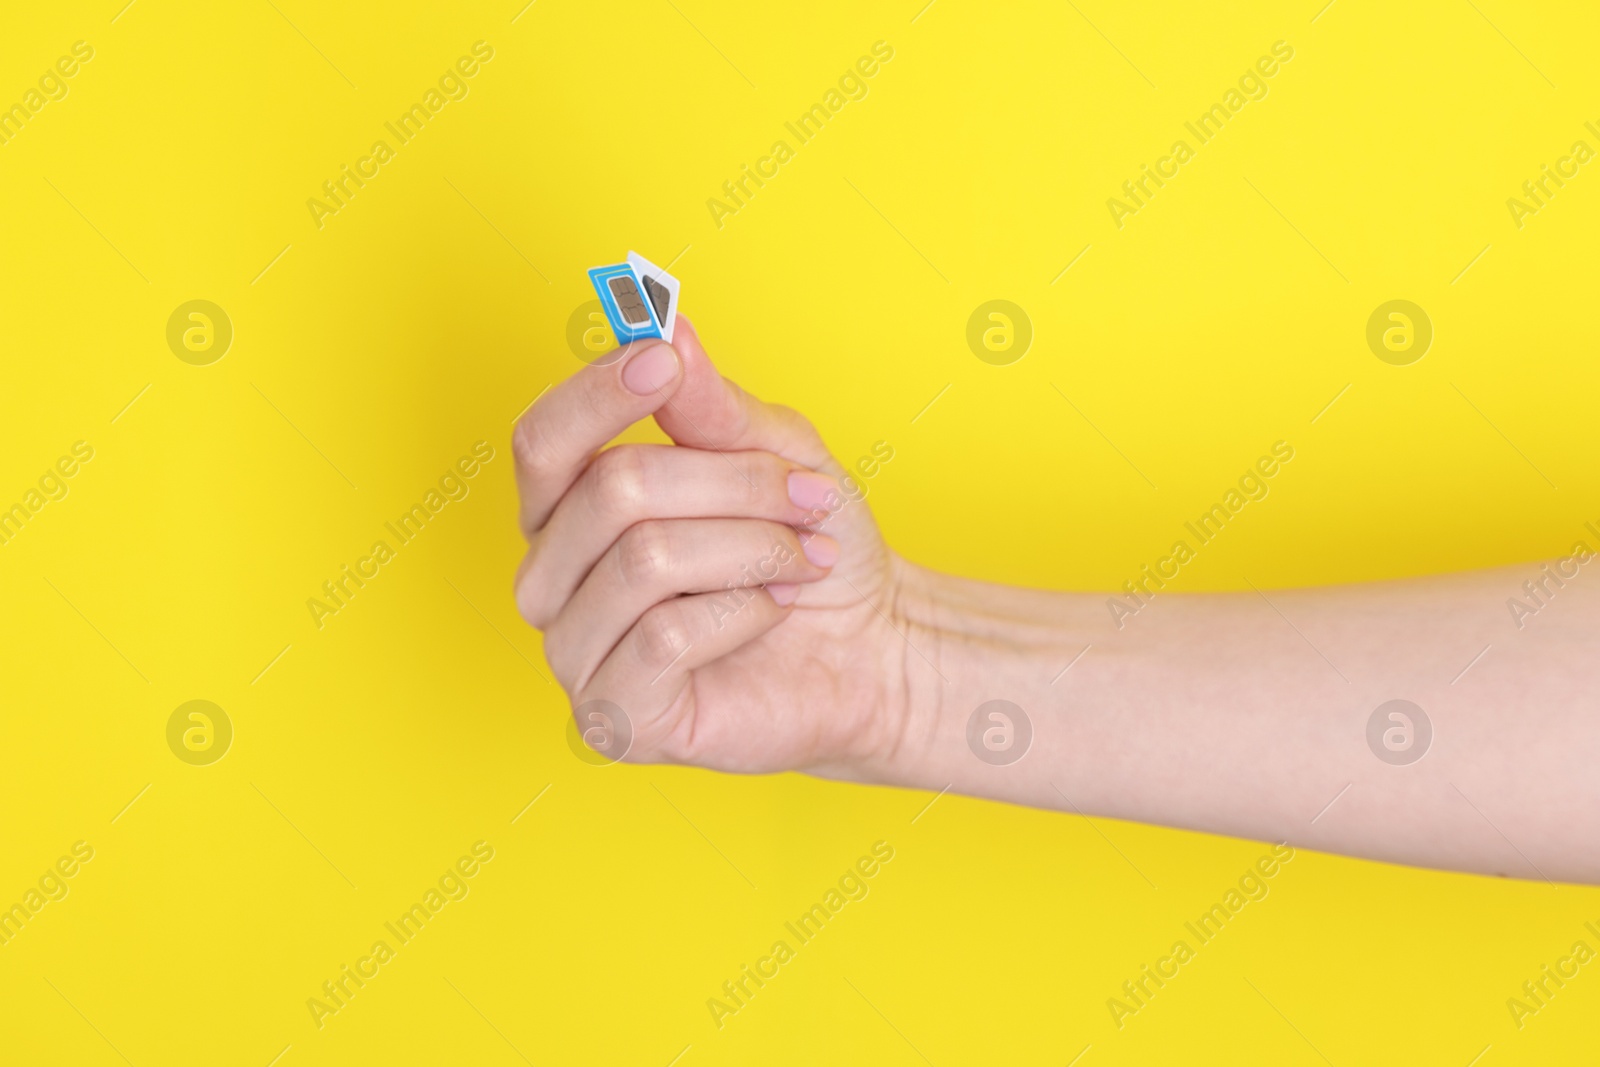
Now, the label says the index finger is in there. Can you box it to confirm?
[512,338,683,536]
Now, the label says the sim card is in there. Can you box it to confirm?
[587,251,680,345]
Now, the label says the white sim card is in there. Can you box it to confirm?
[626,251,680,343]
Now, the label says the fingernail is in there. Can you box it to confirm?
[768,582,800,606]
[621,343,680,395]
[787,471,837,515]
[800,533,839,568]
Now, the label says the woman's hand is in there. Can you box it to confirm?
[513,314,1600,883]
[512,317,917,776]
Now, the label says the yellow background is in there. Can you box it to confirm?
[2,0,1597,1063]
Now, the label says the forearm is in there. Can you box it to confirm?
[870,559,1600,884]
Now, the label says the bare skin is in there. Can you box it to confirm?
[513,316,1600,884]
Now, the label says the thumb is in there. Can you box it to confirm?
[654,315,833,471]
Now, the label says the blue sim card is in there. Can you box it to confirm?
[587,252,680,345]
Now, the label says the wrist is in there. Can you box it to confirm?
[852,560,1097,801]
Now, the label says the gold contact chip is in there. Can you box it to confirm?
[607,276,652,325]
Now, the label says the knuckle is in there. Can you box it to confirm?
[540,625,577,690]
[616,520,675,588]
[634,603,692,672]
[773,402,822,443]
[513,548,553,629]
[739,452,782,508]
[511,416,555,478]
[730,469,762,512]
[588,446,650,519]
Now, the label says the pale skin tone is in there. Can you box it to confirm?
[514,316,1600,885]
